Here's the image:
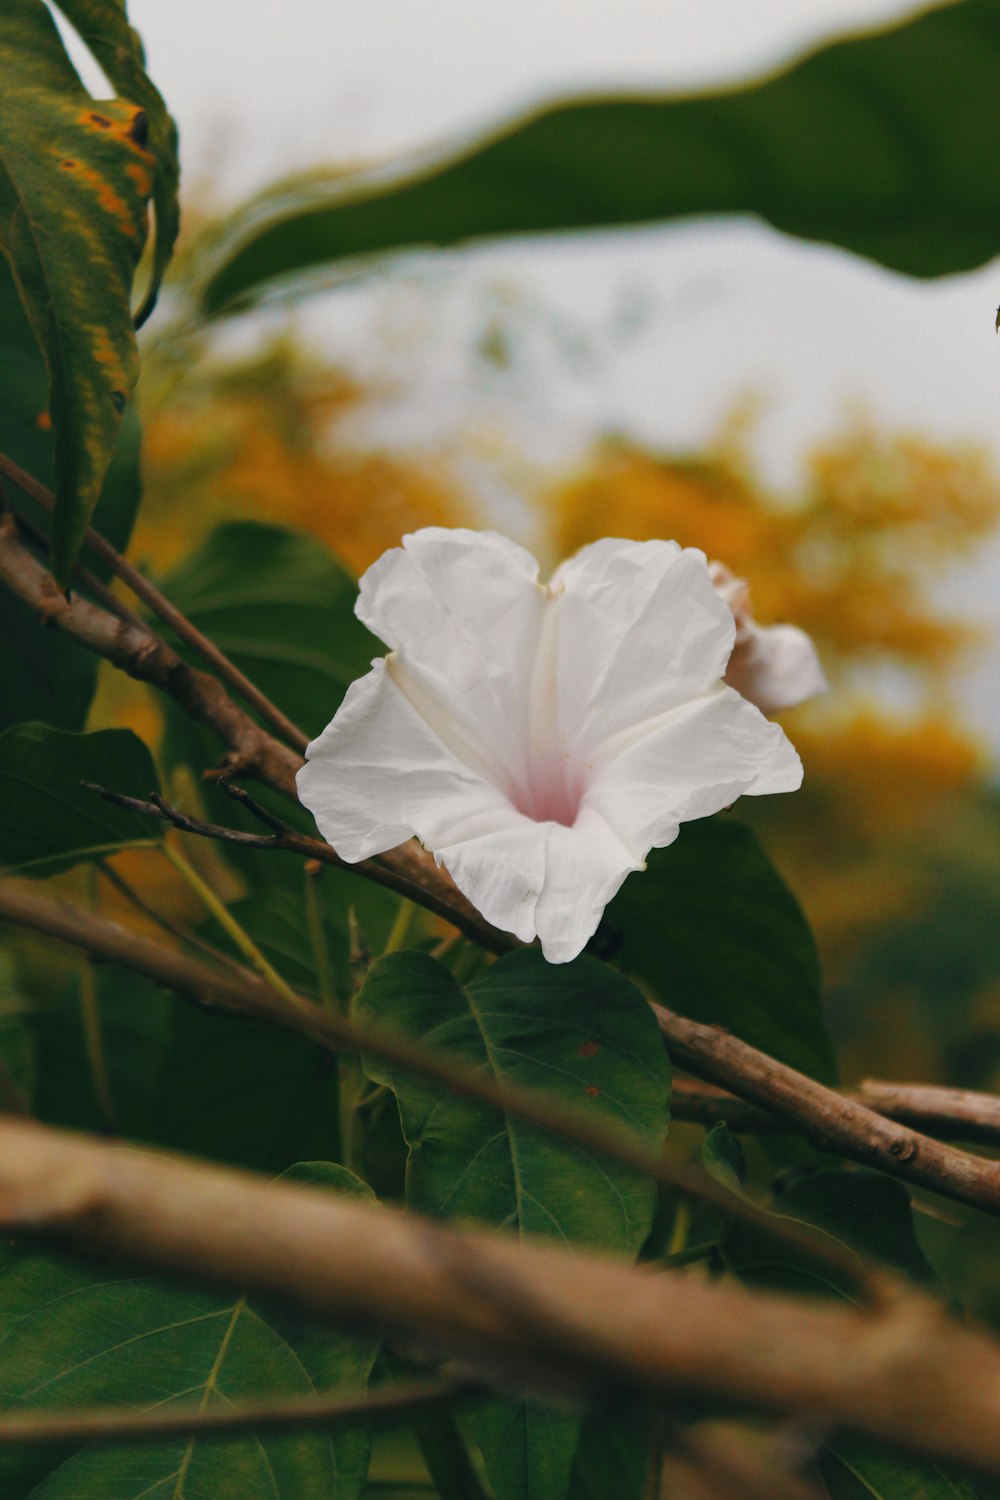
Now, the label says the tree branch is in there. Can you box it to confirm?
[1,1116,1000,1475]
[855,1080,1000,1148]
[0,512,303,798]
[0,448,310,755]
[671,1077,1000,1148]
[0,1379,470,1449]
[0,881,877,1294]
[654,1004,1000,1214]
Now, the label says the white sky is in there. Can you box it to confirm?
[71,0,1000,748]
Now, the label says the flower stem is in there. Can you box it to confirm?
[303,861,337,1013]
[79,959,118,1134]
[666,1200,692,1259]
[80,867,117,1134]
[383,896,419,956]
[162,843,297,1004]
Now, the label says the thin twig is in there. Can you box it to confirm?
[671,1077,1000,1148]
[96,860,256,978]
[654,1004,1000,1216]
[0,1379,471,1449]
[1,1116,1000,1474]
[0,448,310,754]
[83,783,286,851]
[80,781,502,947]
[0,881,880,1295]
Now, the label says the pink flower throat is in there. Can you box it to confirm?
[508,755,584,828]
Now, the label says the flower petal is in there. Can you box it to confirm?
[438,805,641,963]
[584,685,803,857]
[354,528,545,795]
[725,621,828,715]
[549,540,736,761]
[297,657,513,863]
[708,560,826,714]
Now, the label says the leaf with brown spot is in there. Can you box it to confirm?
[0,0,173,584]
[54,0,180,327]
[356,948,671,1500]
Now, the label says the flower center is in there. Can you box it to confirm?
[503,586,585,828]
[509,755,581,827]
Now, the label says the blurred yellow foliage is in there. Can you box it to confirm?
[550,425,996,685]
[136,339,468,577]
[548,425,999,966]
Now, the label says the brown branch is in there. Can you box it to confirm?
[855,1080,1000,1149]
[0,1379,469,1449]
[0,448,310,755]
[0,512,512,952]
[6,507,147,632]
[2,1117,1000,1475]
[0,882,877,1295]
[663,1424,825,1500]
[654,1004,1000,1216]
[0,512,304,798]
[672,1078,1000,1149]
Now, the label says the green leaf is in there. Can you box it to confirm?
[26,966,170,1140]
[0,0,164,581]
[0,724,161,876]
[355,947,670,1500]
[566,1403,655,1500]
[821,1440,977,1500]
[0,1163,378,1500]
[53,0,180,326]
[701,1121,749,1199]
[199,0,993,315]
[820,1438,979,1500]
[156,1003,342,1175]
[356,947,670,1250]
[723,1168,942,1301]
[0,952,34,1106]
[605,819,835,1083]
[195,886,351,1005]
[163,521,379,741]
[0,256,143,732]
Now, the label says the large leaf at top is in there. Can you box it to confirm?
[356,948,670,1500]
[54,0,180,326]
[0,0,169,582]
[604,818,835,1083]
[198,0,994,315]
[0,724,161,877]
[163,521,379,742]
[0,257,143,731]
[0,1163,379,1500]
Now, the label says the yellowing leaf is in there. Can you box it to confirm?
[0,0,175,583]
[54,0,180,327]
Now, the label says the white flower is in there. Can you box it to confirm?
[297,529,803,963]
[709,561,827,715]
